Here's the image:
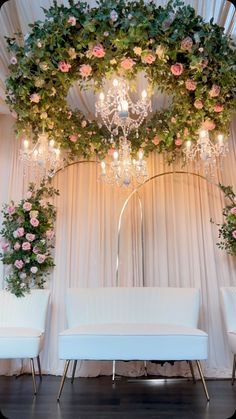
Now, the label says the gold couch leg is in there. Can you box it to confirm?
[71,360,77,384]
[30,358,37,395]
[57,360,70,402]
[196,360,210,401]
[188,361,196,383]
[232,354,236,385]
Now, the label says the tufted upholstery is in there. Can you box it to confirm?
[58,287,209,401]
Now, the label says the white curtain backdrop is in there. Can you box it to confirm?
[0,0,235,378]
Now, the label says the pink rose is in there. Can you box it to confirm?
[120,57,135,70]
[232,230,236,239]
[14,242,21,250]
[1,242,9,251]
[170,63,183,76]
[68,16,76,26]
[26,233,35,242]
[22,242,31,251]
[152,136,160,145]
[46,230,54,240]
[39,199,47,208]
[69,134,78,143]
[33,246,40,254]
[142,53,156,64]
[30,217,39,227]
[23,202,32,211]
[175,138,183,146]
[7,206,15,215]
[14,259,24,269]
[201,119,216,131]
[10,56,17,65]
[194,99,203,109]
[185,79,197,91]
[58,61,71,72]
[181,37,193,52]
[16,227,24,238]
[92,44,105,58]
[213,104,224,113]
[230,207,236,215]
[30,266,38,274]
[36,254,46,264]
[30,93,41,103]
[209,85,221,98]
[26,191,32,199]
[79,64,92,78]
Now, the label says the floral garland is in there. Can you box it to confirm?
[0,179,59,297]
[213,184,236,256]
[5,0,236,160]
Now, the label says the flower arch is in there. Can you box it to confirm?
[5,0,236,161]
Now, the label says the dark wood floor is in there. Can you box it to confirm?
[0,375,236,419]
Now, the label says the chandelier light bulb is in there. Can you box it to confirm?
[141,90,147,99]
[113,79,119,87]
[113,150,119,160]
[138,149,144,160]
[186,140,192,149]
[99,92,105,102]
[49,139,55,148]
[23,139,29,149]
[199,130,207,138]
[218,134,224,144]
[101,161,106,174]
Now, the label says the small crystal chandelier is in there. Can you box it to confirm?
[183,129,228,173]
[95,78,151,187]
[19,131,63,178]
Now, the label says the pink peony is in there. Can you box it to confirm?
[22,242,31,251]
[230,207,236,215]
[209,85,221,98]
[92,44,105,58]
[26,233,35,242]
[23,202,32,211]
[120,57,135,70]
[58,61,71,72]
[14,242,21,251]
[201,119,216,131]
[194,99,203,109]
[232,230,236,239]
[213,104,224,113]
[30,93,41,103]
[79,64,92,78]
[142,53,156,64]
[16,227,24,238]
[170,63,183,76]
[7,206,15,215]
[69,134,77,143]
[36,254,46,264]
[1,242,9,251]
[185,79,197,91]
[26,191,32,199]
[181,36,193,52]
[152,136,160,145]
[30,217,39,227]
[30,266,38,274]
[14,259,24,269]
[46,230,54,240]
[68,16,76,26]
[175,138,183,146]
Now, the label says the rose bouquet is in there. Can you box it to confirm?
[214,184,236,256]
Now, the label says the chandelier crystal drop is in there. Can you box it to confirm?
[19,132,64,178]
[183,129,229,174]
[95,78,151,187]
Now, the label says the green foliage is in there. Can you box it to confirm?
[0,179,59,297]
[213,184,236,256]
[5,0,236,162]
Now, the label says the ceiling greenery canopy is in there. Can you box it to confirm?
[5,0,236,161]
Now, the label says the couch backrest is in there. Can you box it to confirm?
[220,287,236,332]
[66,287,200,328]
[0,289,50,332]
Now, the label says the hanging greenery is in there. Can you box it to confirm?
[0,179,59,297]
[5,0,236,161]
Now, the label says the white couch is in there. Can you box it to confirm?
[0,289,50,394]
[220,287,236,384]
[58,287,209,400]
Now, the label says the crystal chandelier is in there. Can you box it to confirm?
[95,78,151,187]
[183,129,229,174]
[19,132,63,178]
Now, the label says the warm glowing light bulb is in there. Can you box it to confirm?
[199,130,207,138]
[141,90,147,99]
[186,140,192,149]
[218,134,224,144]
[49,139,55,148]
[138,149,144,160]
[113,150,119,160]
[113,79,119,87]
[99,92,105,101]
[23,139,29,149]
[33,149,38,157]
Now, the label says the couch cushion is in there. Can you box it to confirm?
[0,327,44,358]
[59,323,208,361]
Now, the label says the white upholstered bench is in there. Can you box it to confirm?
[57,287,209,400]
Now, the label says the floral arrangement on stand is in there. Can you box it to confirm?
[0,179,59,297]
[213,184,236,256]
[5,0,236,161]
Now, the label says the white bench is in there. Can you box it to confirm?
[57,287,209,400]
